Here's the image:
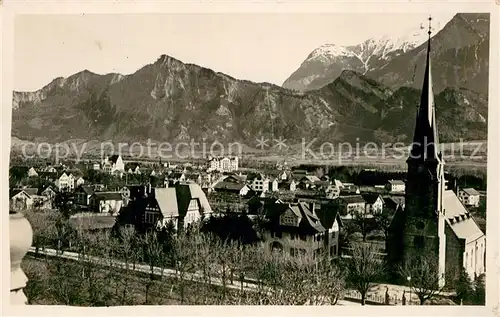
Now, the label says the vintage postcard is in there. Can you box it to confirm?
[2,0,499,316]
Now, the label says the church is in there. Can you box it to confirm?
[386,18,486,287]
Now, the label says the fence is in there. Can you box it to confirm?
[343,289,416,305]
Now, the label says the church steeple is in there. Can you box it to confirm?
[409,16,441,162]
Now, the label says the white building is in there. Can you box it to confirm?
[102,155,125,174]
[55,172,75,192]
[208,156,239,173]
[27,167,38,177]
[458,188,481,208]
[387,179,405,193]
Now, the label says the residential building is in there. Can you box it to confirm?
[262,202,341,258]
[27,167,38,177]
[125,183,214,232]
[248,173,270,192]
[102,155,125,174]
[213,176,252,196]
[361,193,384,214]
[74,185,95,207]
[387,179,405,193]
[92,163,100,170]
[208,156,239,173]
[387,32,485,286]
[55,172,75,192]
[75,177,85,187]
[90,191,124,215]
[337,195,366,218]
[9,189,33,211]
[458,188,481,207]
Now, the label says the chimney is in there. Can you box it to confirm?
[148,183,152,194]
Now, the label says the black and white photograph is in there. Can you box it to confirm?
[3,1,498,312]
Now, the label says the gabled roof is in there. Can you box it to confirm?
[78,185,94,195]
[10,189,29,199]
[340,195,366,204]
[93,191,123,201]
[175,183,213,216]
[109,155,121,164]
[316,206,343,229]
[443,190,484,243]
[154,187,179,218]
[388,179,405,185]
[23,188,39,196]
[361,193,382,204]
[461,188,480,196]
[213,181,247,191]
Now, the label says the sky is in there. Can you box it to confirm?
[14,13,456,92]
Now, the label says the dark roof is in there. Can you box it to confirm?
[361,193,382,204]
[265,202,325,234]
[23,188,39,196]
[316,204,343,229]
[10,189,28,199]
[109,155,120,164]
[340,195,366,204]
[214,181,246,191]
[175,183,213,217]
[78,185,94,195]
[93,191,123,201]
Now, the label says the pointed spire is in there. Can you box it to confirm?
[409,15,440,162]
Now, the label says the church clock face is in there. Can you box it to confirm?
[416,221,425,230]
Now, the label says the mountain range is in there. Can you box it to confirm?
[11,13,489,148]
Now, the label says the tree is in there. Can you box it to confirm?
[455,268,473,304]
[351,207,374,242]
[373,207,394,240]
[119,226,137,305]
[141,230,163,304]
[345,242,384,305]
[399,252,445,305]
[471,274,485,305]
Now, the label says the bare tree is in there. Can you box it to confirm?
[142,230,163,304]
[119,226,137,305]
[351,207,374,242]
[399,252,445,305]
[373,207,394,240]
[345,242,384,305]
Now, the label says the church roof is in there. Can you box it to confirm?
[443,190,484,243]
[409,17,441,163]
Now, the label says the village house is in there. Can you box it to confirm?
[208,156,239,173]
[262,202,342,258]
[9,189,33,211]
[248,173,270,193]
[92,163,100,170]
[55,172,75,192]
[213,175,252,196]
[102,155,125,174]
[75,176,85,187]
[457,188,481,208]
[337,195,366,218]
[278,179,297,192]
[383,196,406,212]
[74,185,95,207]
[125,183,213,232]
[361,193,384,214]
[387,179,405,193]
[90,191,124,215]
[27,167,38,177]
